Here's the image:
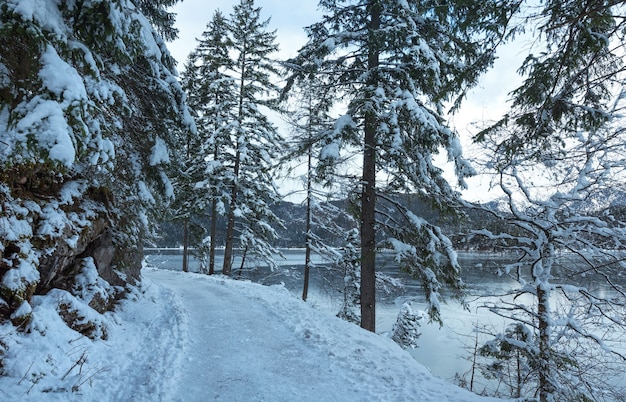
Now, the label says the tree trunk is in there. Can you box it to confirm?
[360,124,376,331]
[223,40,247,276]
[303,145,313,301]
[516,346,522,399]
[470,327,478,392]
[209,142,219,275]
[182,219,189,273]
[222,153,239,276]
[209,197,217,275]
[209,101,221,276]
[360,1,380,333]
[237,245,248,277]
[537,283,552,402]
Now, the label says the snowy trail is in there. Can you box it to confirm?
[152,268,375,401]
[0,268,500,401]
[137,269,500,402]
[154,270,319,401]
[106,275,187,401]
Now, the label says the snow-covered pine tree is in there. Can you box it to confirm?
[336,229,362,324]
[220,0,285,275]
[285,0,515,331]
[475,0,626,163]
[173,53,199,273]
[179,10,236,275]
[0,0,192,327]
[390,301,424,349]
[472,2,626,400]
[135,0,179,41]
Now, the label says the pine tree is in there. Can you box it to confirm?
[179,10,236,274]
[475,0,626,163]
[390,301,424,349]
[220,0,285,275]
[136,0,180,41]
[285,0,514,331]
[0,0,192,324]
[175,52,200,273]
[336,229,362,324]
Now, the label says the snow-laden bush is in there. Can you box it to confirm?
[390,301,424,349]
[336,229,361,324]
[72,258,118,313]
[35,289,110,340]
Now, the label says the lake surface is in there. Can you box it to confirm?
[145,248,626,397]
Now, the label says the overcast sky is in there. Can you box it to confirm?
[170,0,322,68]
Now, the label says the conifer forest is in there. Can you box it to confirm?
[2,1,626,400]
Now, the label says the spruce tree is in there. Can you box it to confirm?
[179,10,236,274]
[475,0,626,163]
[0,0,192,323]
[136,0,180,41]
[181,1,284,276]
[220,0,284,275]
[285,0,514,331]
[336,229,362,324]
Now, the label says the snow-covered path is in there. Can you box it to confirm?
[1,268,501,401]
[156,269,357,401]
[140,268,499,402]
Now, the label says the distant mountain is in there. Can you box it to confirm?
[154,189,626,250]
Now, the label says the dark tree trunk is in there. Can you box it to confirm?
[360,124,376,332]
[537,283,552,402]
[303,145,313,301]
[209,198,217,275]
[222,153,239,276]
[208,143,219,275]
[223,41,247,276]
[360,1,380,333]
[182,219,189,273]
[237,245,248,277]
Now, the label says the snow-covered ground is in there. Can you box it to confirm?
[0,267,503,401]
